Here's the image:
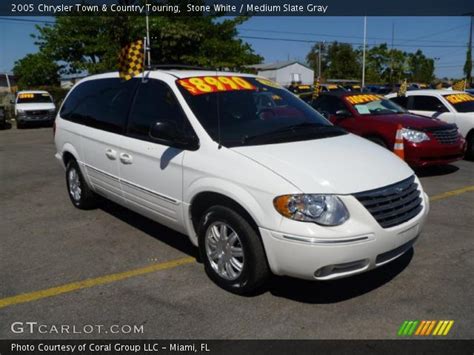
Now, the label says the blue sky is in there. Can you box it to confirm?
[0,16,472,79]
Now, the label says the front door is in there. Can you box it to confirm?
[119,78,191,233]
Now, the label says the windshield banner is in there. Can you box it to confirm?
[346,94,383,105]
[177,76,256,96]
[444,94,474,104]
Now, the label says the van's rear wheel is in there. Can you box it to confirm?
[197,206,269,295]
[65,159,96,209]
[466,133,474,160]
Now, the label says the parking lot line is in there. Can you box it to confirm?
[430,185,474,202]
[0,185,472,311]
[0,257,195,310]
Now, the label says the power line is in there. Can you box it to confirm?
[0,17,55,24]
[238,35,471,49]
[238,27,467,45]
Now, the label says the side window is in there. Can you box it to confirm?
[390,96,408,108]
[60,78,137,134]
[127,79,192,142]
[313,96,346,115]
[411,96,446,112]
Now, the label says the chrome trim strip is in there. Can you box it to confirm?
[120,178,178,204]
[84,163,179,205]
[282,235,370,244]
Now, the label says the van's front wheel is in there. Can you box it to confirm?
[197,206,269,295]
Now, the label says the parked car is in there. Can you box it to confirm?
[55,70,430,294]
[319,83,347,93]
[311,92,466,167]
[14,90,56,128]
[0,106,6,128]
[386,90,474,159]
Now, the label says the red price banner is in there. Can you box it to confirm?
[177,76,256,95]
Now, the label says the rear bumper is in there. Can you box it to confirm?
[404,140,466,167]
[259,192,430,281]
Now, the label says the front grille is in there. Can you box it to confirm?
[431,127,459,145]
[27,110,49,116]
[353,176,422,228]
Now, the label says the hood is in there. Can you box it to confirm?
[369,113,448,129]
[16,103,55,111]
[231,134,413,194]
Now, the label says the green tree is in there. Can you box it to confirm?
[34,11,262,74]
[323,42,361,79]
[407,50,434,83]
[13,52,60,88]
[306,42,328,78]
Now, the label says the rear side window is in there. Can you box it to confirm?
[410,96,446,111]
[312,95,346,115]
[127,79,192,142]
[390,96,408,108]
[60,78,137,134]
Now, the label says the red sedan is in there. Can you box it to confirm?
[311,93,466,167]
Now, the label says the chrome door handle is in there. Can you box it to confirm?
[105,148,117,160]
[119,153,133,164]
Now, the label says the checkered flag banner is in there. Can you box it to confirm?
[398,79,408,97]
[312,77,320,99]
[452,79,465,91]
[118,39,144,81]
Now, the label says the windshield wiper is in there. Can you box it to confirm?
[241,122,331,144]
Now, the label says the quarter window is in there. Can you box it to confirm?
[60,78,137,134]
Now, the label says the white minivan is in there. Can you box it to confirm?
[54,70,430,294]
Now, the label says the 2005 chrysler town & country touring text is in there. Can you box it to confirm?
[54,70,430,294]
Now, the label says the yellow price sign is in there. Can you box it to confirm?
[178,76,256,96]
[255,77,281,88]
[444,93,474,104]
[18,93,34,99]
[346,94,383,105]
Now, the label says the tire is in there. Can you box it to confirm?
[465,133,474,160]
[197,205,269,295]
[16,120,24,129]
[65,159,97,209]
[367,136,387,149]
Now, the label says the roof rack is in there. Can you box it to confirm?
[149,64,216,71]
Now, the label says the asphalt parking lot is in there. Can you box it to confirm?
[0,125,473,340]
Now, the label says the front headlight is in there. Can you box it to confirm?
[401,128,430,143]
[273,194,349,226]
[48,108,55,113]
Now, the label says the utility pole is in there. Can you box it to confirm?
[318,41,322,79]
[390,22,395,84]
[465,16,473,86]
[362,16,367,89]
[145,1,151,67]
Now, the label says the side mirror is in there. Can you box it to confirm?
[149,121,178,141]
[335,109,351,118]
[149,121,199,150]
[436,104,448,113]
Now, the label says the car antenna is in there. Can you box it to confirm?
[216,68,222,149]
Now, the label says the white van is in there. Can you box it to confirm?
[54,70,430,294]
[14,90,56,128]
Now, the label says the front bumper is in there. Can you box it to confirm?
[259,191,430,280]
[404,140,466,167]
[17,111,55,123]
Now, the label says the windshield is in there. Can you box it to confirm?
[443,93,474,113]
[17,93,53,104]
[345,94,406,115]
[177,76,346,147]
